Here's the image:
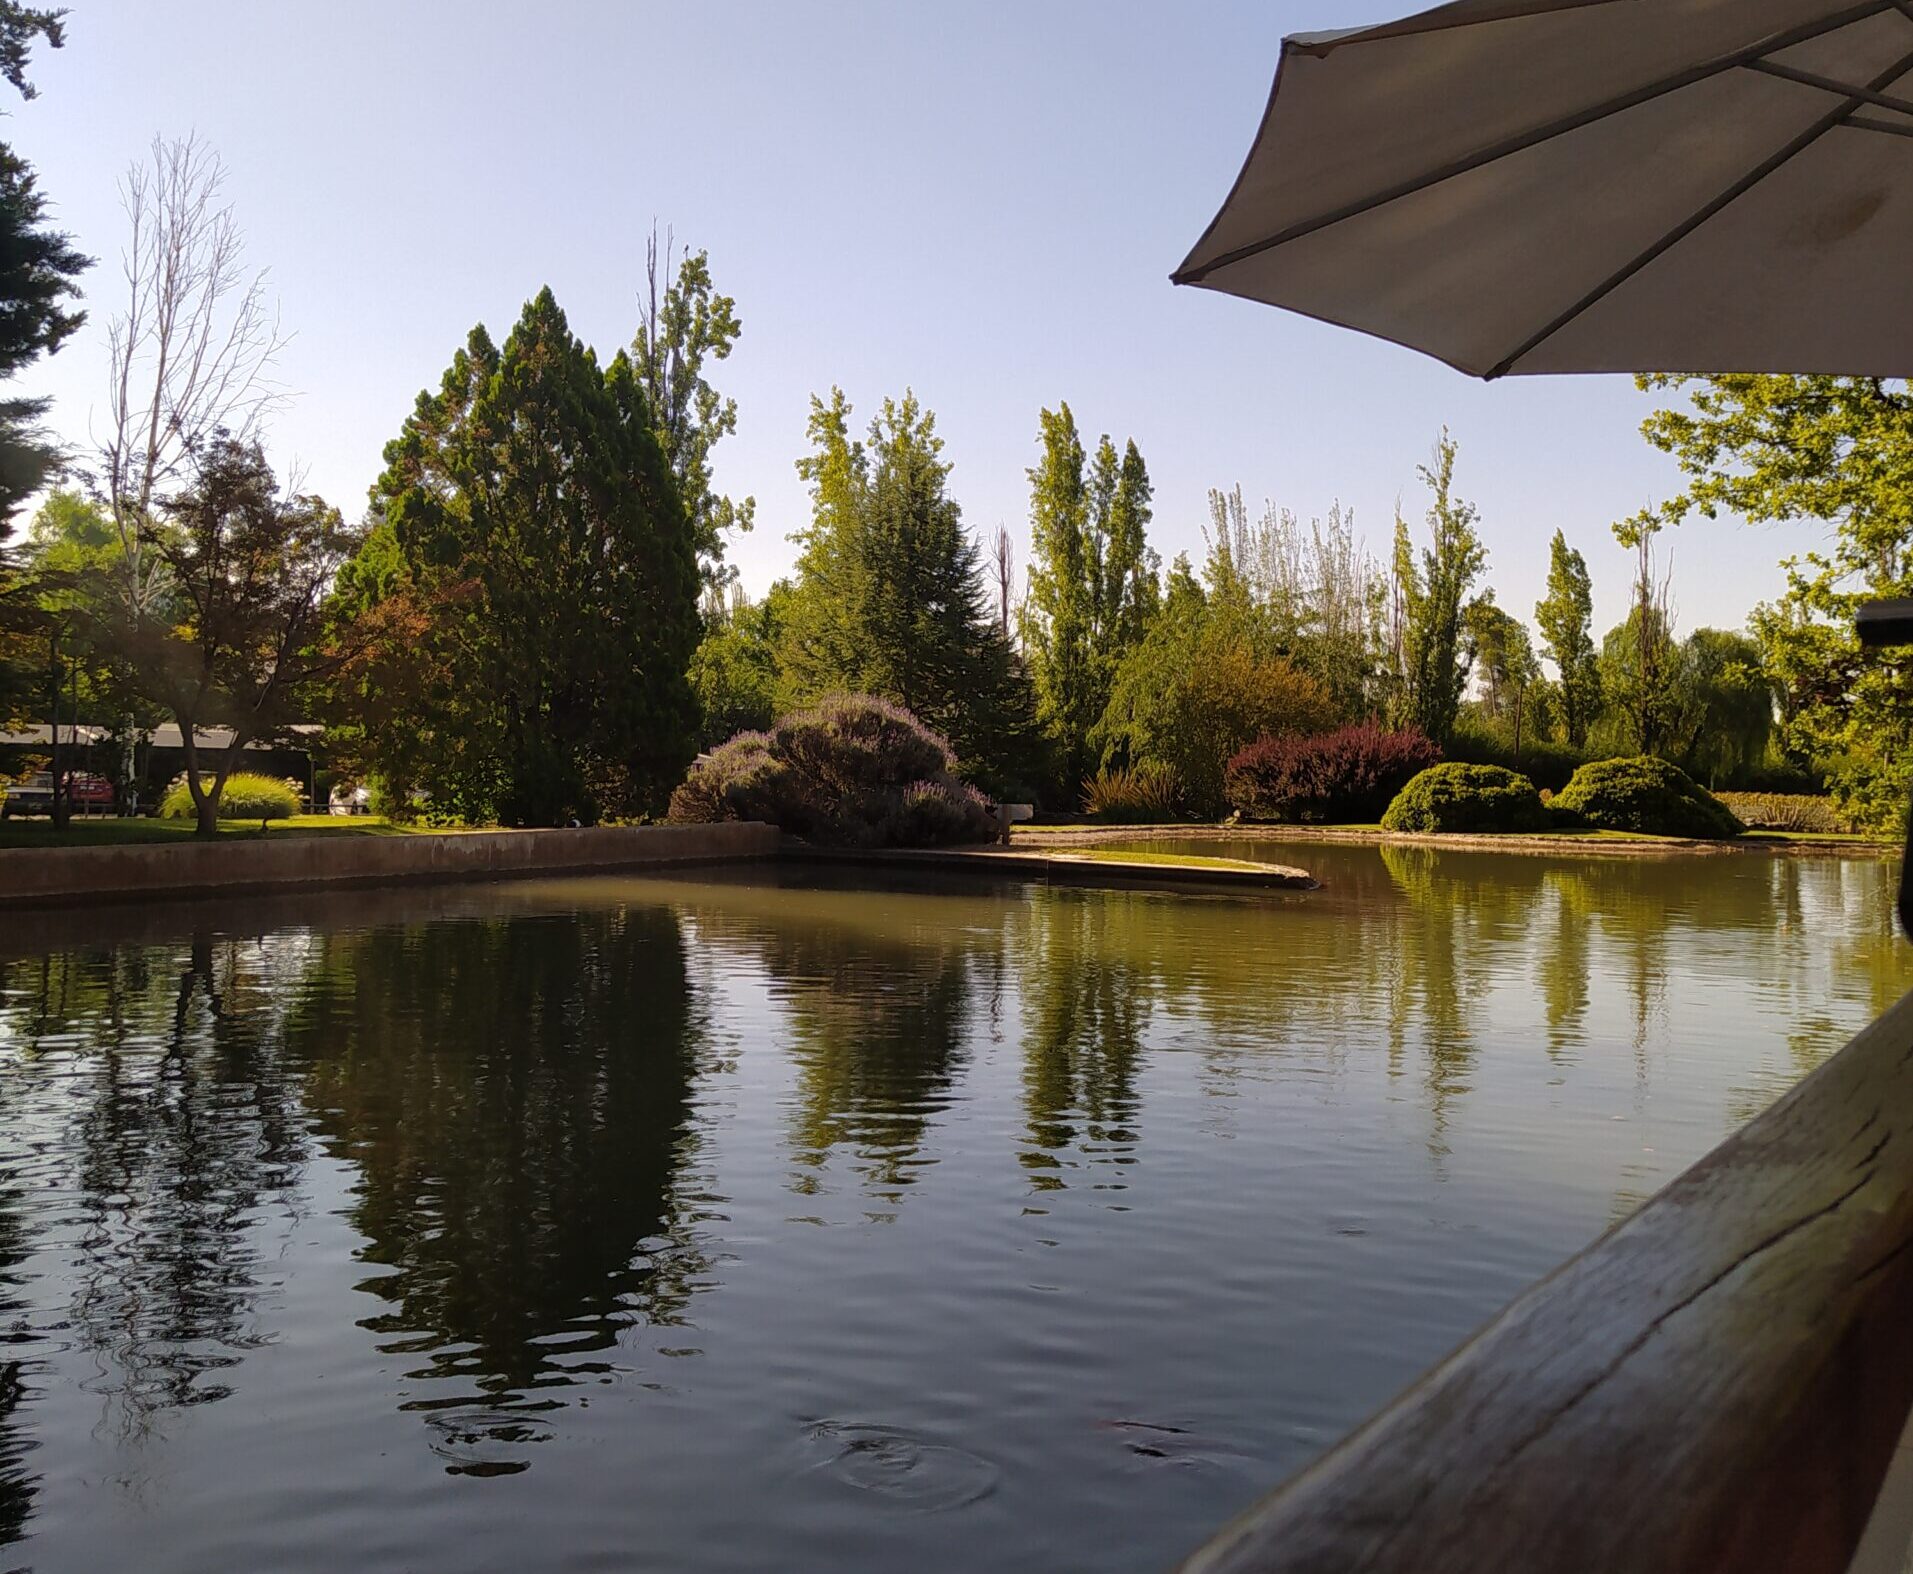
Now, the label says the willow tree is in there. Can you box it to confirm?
[337,288,700,825]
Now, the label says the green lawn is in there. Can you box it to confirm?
[1053,847,1277,872]
[0,814,445,849]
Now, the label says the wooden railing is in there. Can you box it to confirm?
[1180,988,1913,1574]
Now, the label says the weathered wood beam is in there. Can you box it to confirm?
[1181,987,1913,1574]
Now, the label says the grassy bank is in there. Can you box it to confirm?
[0,815,452,849]
[1013,821,1896,855]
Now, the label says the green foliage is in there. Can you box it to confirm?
[1391,432,1486,744]
[1552,755,1743,839]
[1534,529,1601,747]
[1093,570,1339,818]
[1202,485,1383,716]
[159,772,298,820]
[1630,374,1912,833]
[1444,711,1591,792]
[630,228,754,591]
[1462,590,1543,752]
[335,288,701,826]
[0,4,86,543]
[1715,792,1854,835]
[689,587,783,749]
[776,388,1036,787]
[668,693,995,847]
[1381,762,1550,834]
[1081,761,1182,822]
[1021,404,1158,794]
[1677,628,1773,787]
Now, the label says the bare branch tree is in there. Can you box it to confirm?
[989,524,1016,640]
[99,134,287,621]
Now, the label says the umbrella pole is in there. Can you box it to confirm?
[1856,598,1913,935]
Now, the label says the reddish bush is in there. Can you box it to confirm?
[1225,722,1441,824]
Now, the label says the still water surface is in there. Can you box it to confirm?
[0,842,1907,1572]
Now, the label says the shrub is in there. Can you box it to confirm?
[159,772,301,821]
[1380,763,1550,834]
[1552,755,1743,839]
[1714,792,1854,834]
[1445,715,1593,792]
[667,693,996,848]
[1225,722,1439,823]
[1081,762,1183,822]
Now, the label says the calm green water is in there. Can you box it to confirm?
[0,844,1907,1573]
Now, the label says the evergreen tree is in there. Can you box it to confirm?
[778,387,1034,787]
[1392,432,1486,745]
[338,288,700,824]
[1534,528,1600,747]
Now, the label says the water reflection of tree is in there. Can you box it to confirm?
[28,934,313,1439]
[1015,890,1150,1193]
[0,1097,38,1555]
[279,907,705,1476]
[759,924,973,1204]
[1376,847,1548,1155]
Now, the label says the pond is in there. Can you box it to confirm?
[0,843,1908,1573]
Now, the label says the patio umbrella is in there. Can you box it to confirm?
[1174,0,1913,380]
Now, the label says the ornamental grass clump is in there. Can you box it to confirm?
[1380,762,1550,834]
[1081,762,1183,822]
[1226,723,1440,823]
[1552,756,1743,839]
[668,693,996,847]
[159,773,301,821]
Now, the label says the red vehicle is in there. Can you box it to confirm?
[66,773,116,811]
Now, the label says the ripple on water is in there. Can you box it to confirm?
[801,1420,1000,1513]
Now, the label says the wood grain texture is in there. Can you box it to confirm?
[1181,987,1913,1574]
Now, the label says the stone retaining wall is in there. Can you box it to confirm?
[0,822,781,908]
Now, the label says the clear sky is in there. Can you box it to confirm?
[14,1,1834,638]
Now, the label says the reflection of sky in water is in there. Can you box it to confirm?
[0,849,1905,1574]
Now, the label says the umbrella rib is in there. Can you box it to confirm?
[1849,111,1913,135]
[1746,57,1913,118]
[1483,45,1913,378]
[1173,0,1891,285]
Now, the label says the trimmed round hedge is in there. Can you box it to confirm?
[1551,755,1743,839]
[1380,762,1550,834]
[159,772,301,820]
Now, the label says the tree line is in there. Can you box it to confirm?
[0,17,1902,833]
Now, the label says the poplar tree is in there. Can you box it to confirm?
[1534,528,1601,747]
[1024,406,1158,796]
[1392,431,1486,746]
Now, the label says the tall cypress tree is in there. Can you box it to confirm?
[345,288,699,824]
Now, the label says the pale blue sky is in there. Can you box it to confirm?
[16,1,1833,638]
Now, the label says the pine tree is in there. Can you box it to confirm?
[1534,528,1601,747]
[343,287,700,824]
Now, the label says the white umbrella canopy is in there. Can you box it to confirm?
[1174,0,1913,379]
